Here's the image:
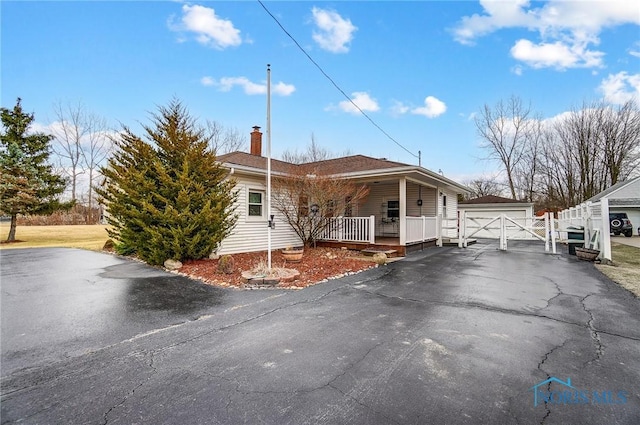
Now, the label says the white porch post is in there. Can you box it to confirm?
[369,215,375,244]
[399,177,407,246]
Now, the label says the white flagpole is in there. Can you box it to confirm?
[267,64,272,270]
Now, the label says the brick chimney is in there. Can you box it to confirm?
[250,126,262,156]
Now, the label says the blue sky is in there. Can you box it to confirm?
[2,1,639,182]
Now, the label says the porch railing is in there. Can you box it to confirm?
[318,216,375,244]
[406,216,438,244]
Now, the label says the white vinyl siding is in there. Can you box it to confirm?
[218,175,301,255]
[406,183,436,217]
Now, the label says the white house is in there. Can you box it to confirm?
[587,175,640,235]
[215,127,470,256]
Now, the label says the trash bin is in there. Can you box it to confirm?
[567,225,584,255]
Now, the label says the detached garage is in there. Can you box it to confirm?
[458,195,535,239]
[587,176,640,236]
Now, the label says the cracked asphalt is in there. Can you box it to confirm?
[1,243,639,424]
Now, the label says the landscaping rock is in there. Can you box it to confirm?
[102,239,115,251]
[217,254,235,274]
[372,252,387,265]
[164,259,182,270]
[209,251,220,260]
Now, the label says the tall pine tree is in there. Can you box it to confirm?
[0,98,71,241]
[96,100,238,265]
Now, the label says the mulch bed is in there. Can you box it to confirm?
[179,247,376,289]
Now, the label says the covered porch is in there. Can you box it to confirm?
[316,172,464,256]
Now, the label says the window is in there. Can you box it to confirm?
[387,200,399,218]
[248,190,263,217]
[442,195,447,217]
[344,196,353,217]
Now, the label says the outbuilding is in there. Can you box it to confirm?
[587,175,640,236]
[458,195,535,239]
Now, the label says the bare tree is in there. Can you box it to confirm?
[599,100,640,185]
[51,101,86,200]
[271,167,369,247]
[281,133,347,164]
[475,96,533,199]
[204,120,247,154]
[464,176,505,199]
[81,114,111,223]
[514,116,543,202]
[538,100,640,209]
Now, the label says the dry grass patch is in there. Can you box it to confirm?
[596,242,640,297]
[0,224,111,251]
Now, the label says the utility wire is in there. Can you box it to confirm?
[257,0,419,160]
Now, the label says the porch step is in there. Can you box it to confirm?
[361,248,398,257]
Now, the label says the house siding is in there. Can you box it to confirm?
[218,175,301,255]
[406,182,436,216]
[438,187,459,238]
[360,183,398,219]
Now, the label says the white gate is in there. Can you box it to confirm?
[459,212,557,253]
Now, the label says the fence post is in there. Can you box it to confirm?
[544,212,550,252]
[459,211,465,248]
[499,214,506,251]
[550,212,557,254]
[600,198,612,262]
[436,214,442,247]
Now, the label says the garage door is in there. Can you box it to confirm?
[463,209,533,239]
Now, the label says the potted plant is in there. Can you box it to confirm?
[282,245,304,263]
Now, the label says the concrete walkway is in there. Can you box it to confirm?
[611,234,640,248]
[1,244,639,424]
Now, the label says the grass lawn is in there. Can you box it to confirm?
[0,224,111,251]
[596,242,640,297]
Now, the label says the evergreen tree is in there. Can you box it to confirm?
[0,98,71,241]
[96,100,238,265]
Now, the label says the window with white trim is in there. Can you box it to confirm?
[248,190,264,217]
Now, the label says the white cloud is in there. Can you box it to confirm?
[599,72,640,105]
[453,0,639,70]
[311,7,357,53]
[169,4,241,50]
[200,76,215,86]
[390,100,410,116]
[510,39,604,69]
[337,92,379,114]
[629,42,640,58]
[511,65,524,76]
[202,76,295,96]
[411,96,447,118]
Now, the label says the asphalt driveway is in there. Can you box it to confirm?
[1,243,639,424]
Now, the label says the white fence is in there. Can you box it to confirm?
[558,198,611,261]
[406,217,439,244]
[459,212,553,252]
[319,215,440,245]
[319,216,375,244]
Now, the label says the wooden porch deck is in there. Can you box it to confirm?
[316,237,438,257]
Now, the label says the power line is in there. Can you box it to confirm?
[257,0,420,161]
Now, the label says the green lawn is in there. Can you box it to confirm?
[0,224,111,251]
